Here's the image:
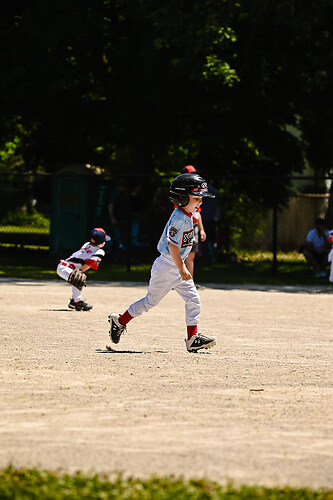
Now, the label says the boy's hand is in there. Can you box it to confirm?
[199,229,206,242]
[168,242,192,280]
[179,264,192,281]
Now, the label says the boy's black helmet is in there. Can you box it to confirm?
[169,173,215,207]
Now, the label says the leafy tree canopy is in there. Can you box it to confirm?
[0,0,333,206]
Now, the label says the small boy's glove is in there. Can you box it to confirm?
[68,269,87,290]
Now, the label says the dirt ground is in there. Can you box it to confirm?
[0,278,333,489]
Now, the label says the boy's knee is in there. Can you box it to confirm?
[143,293,161,311]
[57,265,70,280]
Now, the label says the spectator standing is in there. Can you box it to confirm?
[200,178,220,265]
[181,165,206,279]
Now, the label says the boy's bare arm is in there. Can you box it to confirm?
[168,242,192,281]
[197,212,206,242]
[108,202,117,224]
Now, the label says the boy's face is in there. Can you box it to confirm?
[185,195,203,213]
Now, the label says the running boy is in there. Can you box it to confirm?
[108,173,216,352]
[57,227,110,311]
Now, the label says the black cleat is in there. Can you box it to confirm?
[68,298,93,311]
[185,333,216,352]
[108,313,127,344]
[68,298,76,309]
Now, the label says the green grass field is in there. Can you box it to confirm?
[0,222,327,286]
[0,244,329,286]
[1,467,332,500]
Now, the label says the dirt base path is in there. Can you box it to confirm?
[0,279,333,489]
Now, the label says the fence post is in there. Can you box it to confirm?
[272,203,278,276]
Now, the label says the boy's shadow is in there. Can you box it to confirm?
[96,348,167,354]
[43,308,74,312]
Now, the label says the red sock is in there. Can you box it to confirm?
[187,325,198,339]
[119,310,133,325]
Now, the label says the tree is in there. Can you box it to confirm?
[1,0,333,209]
[0,0,239,175]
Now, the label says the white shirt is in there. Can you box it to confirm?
[306,228,330,252]
[64,242,105,270]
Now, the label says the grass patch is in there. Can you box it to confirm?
[0,246,330,286]
[0,226,49,234]
[0,467,332,500]
[194,260,318,286]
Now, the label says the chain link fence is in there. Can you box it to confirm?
[0,169,332,274]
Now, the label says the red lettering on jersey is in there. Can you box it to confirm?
[181,229,194,248]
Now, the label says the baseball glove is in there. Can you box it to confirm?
[68,269,87,290]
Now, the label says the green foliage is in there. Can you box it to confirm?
[1,0,333,210]
[0,122,27,171]
[0,467,332,500]
[219,180,268,248]
[0,137,21,163]
[2,209,50,230]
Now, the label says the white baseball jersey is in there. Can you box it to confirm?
[64,242,105,270]
[57,242,105,302]
[157,207,194,261]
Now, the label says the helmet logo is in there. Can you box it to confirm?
[191,181,208,194]
[191,187,208,194]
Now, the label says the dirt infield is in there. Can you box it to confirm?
[0,278,333,489]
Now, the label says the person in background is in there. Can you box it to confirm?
[301,218,331,277]
[200,178,220,265]
[181,165,206,280]
[183,166,220,266]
